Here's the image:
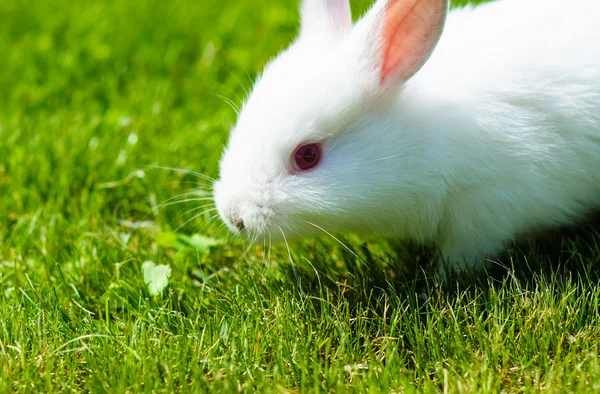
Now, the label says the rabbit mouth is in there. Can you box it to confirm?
[214,194,275,240]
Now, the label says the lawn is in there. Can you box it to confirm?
[1,0,600,392]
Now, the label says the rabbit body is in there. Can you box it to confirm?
[214,0,600,271]
[409,0,600,266]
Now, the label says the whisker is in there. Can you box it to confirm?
[365,152,407,163]
[158,181,213,188]
[221,62,252,102]
[242,68,253,96]
[175,209,219,232]
[279,225,303,294]
[211,222,230,241]
[237,229,261,264]
[137,191,208,223]
[301,257,323,289]
[171,206,218,225]
[159,190,212,205]
[209,80,245,111]
[170,201,213,223]
[146,165,216,183]
[302,220,369,269]
[265,231,273,274]
[226,231,257,274]
[194,213,223,235]
[258,230,272,279]
[262,232,270,265]
[206,91,240,115]
[157,197,215,209]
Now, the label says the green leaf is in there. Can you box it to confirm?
[156,232,225,253]
[142,261,172,296]
[181,234,225,252]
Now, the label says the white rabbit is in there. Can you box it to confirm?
[213,0,600,273]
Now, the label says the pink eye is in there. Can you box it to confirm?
[293,143,322,172]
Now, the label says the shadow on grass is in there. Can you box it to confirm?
[278,212,600,310]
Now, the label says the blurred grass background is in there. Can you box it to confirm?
[1,0,600,392]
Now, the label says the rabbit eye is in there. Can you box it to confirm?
[293,143,322,172]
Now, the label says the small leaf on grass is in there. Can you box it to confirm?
[155,232,225,253]
[142,261,172,296]
[182,234,225,252]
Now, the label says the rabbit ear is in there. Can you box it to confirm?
[300,0,352,39]
[356,0,448,90]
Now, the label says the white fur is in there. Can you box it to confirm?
[214,0,600,271]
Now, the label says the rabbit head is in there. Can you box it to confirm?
[214,0,449,243]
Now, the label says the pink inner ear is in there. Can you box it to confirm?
[381,0,445,85]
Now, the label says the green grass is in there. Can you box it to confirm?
[1,0,600,392]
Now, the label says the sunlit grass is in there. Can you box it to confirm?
[1,0,599,391]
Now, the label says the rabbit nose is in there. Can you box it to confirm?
[233,218,245,232]
[224,205,246,233]
[213,181,249,234]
